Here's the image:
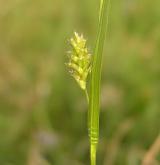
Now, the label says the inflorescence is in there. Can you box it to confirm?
[66,32,92,90]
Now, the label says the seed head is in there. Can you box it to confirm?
[66,32,92,90]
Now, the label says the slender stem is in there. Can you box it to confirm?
[91,143,97,165]
[85,89,89,104]
[88,0,110,165]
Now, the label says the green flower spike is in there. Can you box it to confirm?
[67,32,92,90]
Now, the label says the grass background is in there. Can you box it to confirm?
[0,0,160,164]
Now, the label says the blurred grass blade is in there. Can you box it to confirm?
[89,0,110,164]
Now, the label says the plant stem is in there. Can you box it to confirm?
[85,89,89,104]
[91,143,97,165]
[88,0,110,165]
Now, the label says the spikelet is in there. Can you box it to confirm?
[66,32,92,90]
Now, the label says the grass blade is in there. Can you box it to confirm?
[89,0,110,164]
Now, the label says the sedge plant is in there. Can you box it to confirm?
[66,0,110,164]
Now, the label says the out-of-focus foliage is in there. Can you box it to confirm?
[0,0,160,164]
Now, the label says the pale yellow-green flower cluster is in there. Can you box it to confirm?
[67,32,92,90]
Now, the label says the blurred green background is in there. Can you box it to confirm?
[0,0,160,164]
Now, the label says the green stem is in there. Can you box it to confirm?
[88,0,110,165]
[85,89,89,104]
[91,143,97,165]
